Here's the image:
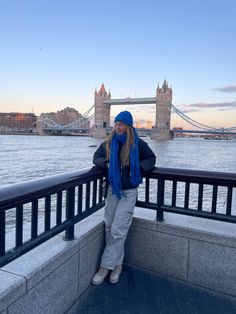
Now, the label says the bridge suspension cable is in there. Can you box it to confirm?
[82,105,94,118]
[171,104,217,130]
[223,126,236,131]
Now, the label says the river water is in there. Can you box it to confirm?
[1,135,236,233]
[1,134,236,187]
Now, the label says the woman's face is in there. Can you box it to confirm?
[115,121,127,134]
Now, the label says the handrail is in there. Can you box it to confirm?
[1,167,235,207]
[147,167,236,185]
[0,167,104,210]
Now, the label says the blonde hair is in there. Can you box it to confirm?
[105,126,135,166]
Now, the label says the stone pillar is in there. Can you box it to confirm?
[150,79,173,140]
[94,84,111,128]
[93,83,111,138]
[35,117,46,135]
[90,126,107,138]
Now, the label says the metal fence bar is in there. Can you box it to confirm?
[45,195,51,232]
[99,178,103,203]
[184,182,190,209]
[16,205,23,247]
[85,182,90,210]
[145,178,150,203]
[172,180,177,207]
[31,200,38,239]
[56,191,62,225]
[65,187,75,241]
[156,178,164,221]
[226,187,233,215]
[0,211,6,256]
[93,180,97,207]
[211,185,217,213]
[198,184,203,211]
[78,185,83,214]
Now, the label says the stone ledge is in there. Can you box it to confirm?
[8,255,79,314]
[0,271,26,312]
[2,236,79,291]
[134,207,236,247]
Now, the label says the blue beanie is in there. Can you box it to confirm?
[114,110,133,126]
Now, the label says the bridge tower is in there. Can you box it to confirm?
[150,79,174,140]
[94,84,111,128]
[91,84,111,138]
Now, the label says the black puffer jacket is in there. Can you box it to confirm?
[93,138,156,190]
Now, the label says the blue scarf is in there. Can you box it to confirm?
[108,128,142,199]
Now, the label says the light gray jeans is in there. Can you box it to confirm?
[100,186,138,270]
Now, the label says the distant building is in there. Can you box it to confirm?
[0,112,37,132]
[40,107,90,128]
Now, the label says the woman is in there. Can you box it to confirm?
[92,110,156,285]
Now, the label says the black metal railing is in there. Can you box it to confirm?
[0,166,236,267]
[0,166,105,267]
[136,167,236,223]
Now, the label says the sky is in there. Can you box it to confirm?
[0,0,236,128]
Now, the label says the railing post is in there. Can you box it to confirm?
[156,178,164,221]
[92,180,97,207]
[77,185,83,214]
[99,178,103,202]
[31,200,38,239]
[211,185,217,213]
[56,191,62,225]
[145,177,150,203]
[65,187,75,241]
[16,205,23,247]
[85,182,90,210]
[45,195,51,231]
[226,186,233,215]
[0,211,5,256]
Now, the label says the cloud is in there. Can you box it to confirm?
[187,101,236,109]
[180,109,200,114]
[213,85,236,93]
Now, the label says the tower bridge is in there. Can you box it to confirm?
[92,80,173,139]
[91,81,236,139]
[37,80,236,139]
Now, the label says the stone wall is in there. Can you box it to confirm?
[125,214,236,298]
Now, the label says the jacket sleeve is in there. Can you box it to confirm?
[139,139,156,173]
[93,142,108,168]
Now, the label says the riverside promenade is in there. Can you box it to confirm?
[0,167,236,313]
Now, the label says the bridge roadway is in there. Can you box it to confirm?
[104,97,156,105]
[76,264,236,314]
